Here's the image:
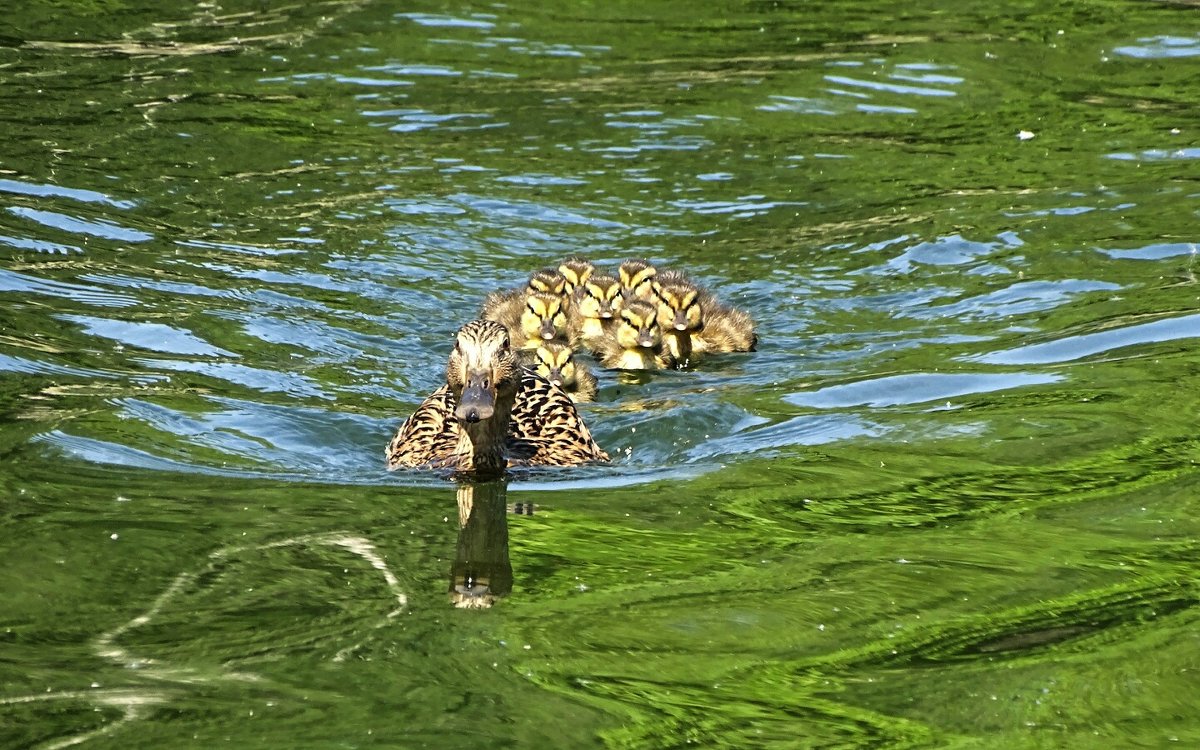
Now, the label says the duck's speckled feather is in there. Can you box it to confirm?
[386,369,608,470]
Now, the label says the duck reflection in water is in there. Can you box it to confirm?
[450,480,526,609]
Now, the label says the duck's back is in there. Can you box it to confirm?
[507,370,609,465]
[385,385,461,469]
[385,372,608,470]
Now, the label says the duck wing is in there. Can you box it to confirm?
[506,370,609,465]
[386,385,461,469]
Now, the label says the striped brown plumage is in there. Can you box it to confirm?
[386,320,608,475]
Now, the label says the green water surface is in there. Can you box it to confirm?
[2,1,1199,747]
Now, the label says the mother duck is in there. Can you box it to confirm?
[386,319,609,478]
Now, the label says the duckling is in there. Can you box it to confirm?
[557,256,595,297]
[527,268,567,298]
[618,258,657,301]
[569,274,623,349]
[386,319,609,478]
[518,291,572,349]
[652,272,758,357]
[480,269,567,333]
[526,341,598,403]
[594,299,675,370]
[651,274,704,365]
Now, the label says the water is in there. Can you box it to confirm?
[3,0,1199,746]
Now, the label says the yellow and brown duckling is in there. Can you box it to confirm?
[618,258,657,301]
[386,319,608,478]
[557,255,595,297]
[569,273,623,349]
[651,272,704,364]
[482,287,572,350]
[651,271,758,358]
[518,291,571,348]
[594,299,675,370]
[525,341,598,403]
[527,268,567,297]
[480,269,567,330]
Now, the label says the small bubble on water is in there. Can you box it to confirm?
[1017,130,1035,140]
[109,533,119,541]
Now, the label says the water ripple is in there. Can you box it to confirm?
[8,207,153,243]
[135,358,329,399]
[397,12,496,30]
[0,177,136,209]
[974,313,1200,365]
[1113,35,1200,59]
[0,268,136,307]
[60,314,235,357]
[824,74,957,98]
[786,372,1061,410]
[1099,243,1198,261]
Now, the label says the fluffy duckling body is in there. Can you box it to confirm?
[618,259,657,301]
[699,303,758,353]
[480,268,566,333]
[595,299,674,370]
[651,274,704,365]
[569,274,623,349]
[651,271,758,357]
[386,320,608,478]
[525,341,598,403]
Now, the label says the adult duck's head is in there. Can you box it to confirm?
[446,319,519,426]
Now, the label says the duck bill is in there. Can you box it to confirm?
[546,368,564,387]
[637,335,657,349]
[455,373,496,424]
[673,315,689,331]
[539,321,556,340]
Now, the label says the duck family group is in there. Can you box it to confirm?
[386,257,756,477]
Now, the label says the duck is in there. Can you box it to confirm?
[557,256,595,298]
[618,258,657,301]
[569,273,623,349]
[479,269,567,334]
[525,341,598,403]
[385,319,609,478]
[651,271,758,357]
[594,299,675,370]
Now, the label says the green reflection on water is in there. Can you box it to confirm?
[3,0,1200,747]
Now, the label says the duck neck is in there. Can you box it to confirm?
[454,388,516,478]
[580,317,605,339]
[664,330,692,364]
